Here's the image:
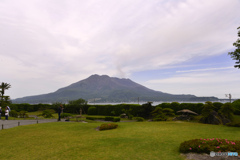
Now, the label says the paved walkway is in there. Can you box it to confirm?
[0,119,64,130]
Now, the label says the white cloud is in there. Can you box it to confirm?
[145,68,240,98]
[176,67,233,73]
[0,0,240,99]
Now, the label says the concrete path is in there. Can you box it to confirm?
[0,119,64,130]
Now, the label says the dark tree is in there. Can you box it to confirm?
[138,102,153,119]
[67,98,88,114]
[228,26,240,69]
[219,102,235,121]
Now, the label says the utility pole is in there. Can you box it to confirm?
[225,94,232,103]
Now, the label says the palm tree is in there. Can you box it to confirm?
[0,82,11,96]
[0,82,11,105]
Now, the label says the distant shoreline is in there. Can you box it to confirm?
[88,99,233,106]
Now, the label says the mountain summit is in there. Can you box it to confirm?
[13,74,218,103]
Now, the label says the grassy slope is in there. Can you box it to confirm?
[0,121,240,160]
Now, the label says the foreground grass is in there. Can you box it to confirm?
[0,121,240,160]
[233,114,240,123]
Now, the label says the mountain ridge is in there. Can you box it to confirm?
[13,74,218,103]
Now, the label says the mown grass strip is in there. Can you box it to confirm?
[0,121,240,160]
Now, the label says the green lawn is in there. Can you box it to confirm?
[233,114,240,123]
[0,121,240,160]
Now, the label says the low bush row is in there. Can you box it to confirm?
[134,117,145,122]
[179,138,240,154]
[86,116,105,120]
[226,122,240,127]
[10,99,240,117]
[99,123,118,131]
[10,103,53,112]
[60,113,73,118]
[9,110,29,118]
[86,116,120,122]
[105,116,120,122]
[113,117,120,122]
[37,109,55,118]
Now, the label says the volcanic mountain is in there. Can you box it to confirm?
[13,74,218,103]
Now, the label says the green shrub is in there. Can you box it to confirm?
[65,98,88,114]
[219,102,235,121]
[113,117,120,122]
[86,116,119,122]
[96,117,105,120]
[232,99,240,115]
[99,123,118,131]
[111,111,116,116]
[170,102,180,112]
[153,117,167,121]
[47,109,55,113]
[151,107,167,121]
[105,116,114,121]
[86,116,95,120]
[88,107,97,115]
[179,138,240,154]
[61,113,73,118]
[86,116,105,120]
[213,102,223,112]
[9,110,18,118]
[38,110,53,118]
[163,108,175,117]
[19,111,29,118]
[10,103,53,112]
[138,102,153,119]
[120,113,127,118]
[134,117,145,122]
[121,108,133,120]
[201,101,215,117]
[226,122,240,127]
[128,115,133,120]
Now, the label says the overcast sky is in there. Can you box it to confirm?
[1,0,240,100]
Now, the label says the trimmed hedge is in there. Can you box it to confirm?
[88,107,97,115]
[99,123,118,131]
[113,117,120,122]
[104,116,120,122]
[134,117,145,122]
[12,102,237,118]
[232,99,240,115]
[10,103,53,112]
[156,103,204,115]
[9,110,18,118]
[86,116,105,120]
[61,113,73,118]
[226,122,240,127]
[105,116,114,121]
[38,110,53,118]
[19,111,29,118]
[86,116,120,122]
[9,102,206,116]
